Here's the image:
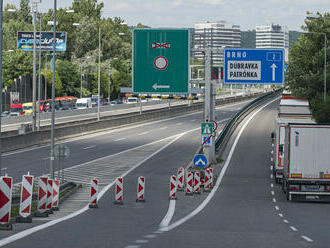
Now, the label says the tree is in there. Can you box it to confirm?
[18,0,32,24]
[287,12,330,123]
[56,60,80,96]
[41,68,62,96]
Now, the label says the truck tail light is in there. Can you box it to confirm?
[289,185,299,191]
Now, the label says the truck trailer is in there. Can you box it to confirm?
[282,124,330,201]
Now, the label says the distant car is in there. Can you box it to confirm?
[126,97,138,104]
[110,100,123,105]
[8,112,20,117]
[1,111,9,117]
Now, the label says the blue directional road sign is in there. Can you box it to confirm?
[224,48,284,85]
[193,154,208,168]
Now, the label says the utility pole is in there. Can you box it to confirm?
[0,0,3,176]
[37,13,42,131]
[97,24,101,121]
[50,0,57,179]
[32,2,38,132]
[108,63,111,102]
[80,58,83,98]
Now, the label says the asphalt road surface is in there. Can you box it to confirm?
[2,96,329,248]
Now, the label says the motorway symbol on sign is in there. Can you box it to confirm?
[133,29,189,93]
[224,48,284,85]
[193,154,208,167]
[201,122,213,135]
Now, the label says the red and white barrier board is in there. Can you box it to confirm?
[194,172,201,194]
[185,172,193,195]
[169,175,177,200]
[136,176,146,202]
[204,169,211,191]
[46,179,53,210]
[0,176,13,224]
[209,168,214,188]
[177,168,184,191]
[52,179,60,209]
[114,177,123,204]
[89,178,99,207]
[19,174,34,218]
[37,177,48,212]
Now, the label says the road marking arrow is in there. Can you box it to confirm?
[271,63,277,81]
[152,83,170,90]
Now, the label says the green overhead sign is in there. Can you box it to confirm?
[133,29,189,94]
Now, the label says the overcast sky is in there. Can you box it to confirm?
[5,0,330,31]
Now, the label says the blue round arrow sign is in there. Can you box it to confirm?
[193,154,208,168]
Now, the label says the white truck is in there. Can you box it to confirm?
[76,98,92,109]
[282,124,330,201]
[272,97,314,183]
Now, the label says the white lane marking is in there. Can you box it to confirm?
[135,240,148,244]
[301,236,313,242]
[153,231,163,234]
[42,157,49,160]
[271,191,275,195]
[159,200,176,229]
[114,138,126,142]
[272,143,274,147]
[3,98,245,157]
[159,96,281,232]
[271,157,273,162]
[144,234,157,239]
[176,122,183,125]
[278,213,283,217]
[275,205,279,211]
[290,226,298,232]
[270,165,273,171]
[159,127,167,130]
[83,145,96,150]
[190,119,196,122]
[270,183,274,188]
[270,174,273,179]
[272,198,276,203]
[284,219,289,223]
[271,150,274,154]
[0,133,186,247]
[125,246,140,248]
[138,131,149,136]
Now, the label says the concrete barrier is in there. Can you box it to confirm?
[2,93,263,153]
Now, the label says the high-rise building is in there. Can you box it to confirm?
[193,21,241,65]
[256,24,289,62]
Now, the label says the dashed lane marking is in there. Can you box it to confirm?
[272,198,276,203]
[275,206,279,211]
[138,131,149,136]
[135,240,148,244]
[301,236,313,242]
[114,138,126,142]
[83,145,96,150]
[125,246,140,248]
[278,213,283,217]
[270,183,274,188]
[290,226,298,232]
[144,234,157,239]
[283,219,289,223]
[159,127,167,130]
[270,174,273,179]
[271,191,275,195]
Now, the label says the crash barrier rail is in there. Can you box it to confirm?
[2,92,265,153]
[215,89,283,153]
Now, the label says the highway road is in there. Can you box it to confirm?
[2,96,329,248]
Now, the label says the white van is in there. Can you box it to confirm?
[76,98,92,109]
[126,97,138,104]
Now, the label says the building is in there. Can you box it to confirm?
[193,21,241,65]
[256,24,289,62]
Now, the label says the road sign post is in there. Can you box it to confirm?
[133,29,189,94]
[224,48,284,85]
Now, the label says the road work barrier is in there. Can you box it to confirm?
[2,93,265,153]
[35,177,49,217]
[136,176,146,202]
[114,177,124,205]
[186,172,193,195]
[52,179,60,211]
[204,168,212,192]
[177,168,184,191]
[194,172,201,194]
[46,179,53,213]
[169,175,177,200]
[0,176,13,230]
[89,178,99,208]
[16,174,34,223]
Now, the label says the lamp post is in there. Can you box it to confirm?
[97,24,101,121]
[306,14,329,103]
[0,0,3,176]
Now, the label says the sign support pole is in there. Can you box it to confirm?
[204,47,215,164]
[32,2,38,132]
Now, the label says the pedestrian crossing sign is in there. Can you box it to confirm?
[201,122,213,135]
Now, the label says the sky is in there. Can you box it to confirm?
[5,0,330,31]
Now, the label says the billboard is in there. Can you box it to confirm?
[17,31,67,51]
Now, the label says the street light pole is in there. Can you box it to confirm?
[108,63,111,102]
[80,58,83,98]
[97,24,101,121]
[324,34,327,103]
[37,13,42,131]
[50,0,57,179]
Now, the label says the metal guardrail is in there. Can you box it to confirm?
[215,89,282,153]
